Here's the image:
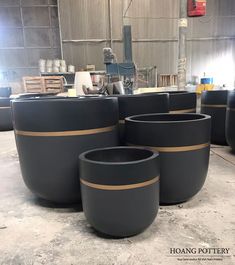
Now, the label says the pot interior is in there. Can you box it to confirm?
[85,148,153,163]
[128,113,206,122]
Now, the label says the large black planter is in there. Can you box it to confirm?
[165,91,197,114]
[12,97,119,203]
[114,94,169,143]
[0,98,13,131]
[201,90,228,145]
[79,146,159,237]
[226,91,235,151]
[126,113,211,204]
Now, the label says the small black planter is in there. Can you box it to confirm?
[126,113,211,204]
[165,91,197,114]
[0,98,13,131]
[12,97,119,203]
[0,87,12,98]
[113,94,169,143]
[201,90,228,145]
[226,91,235,151]
[79,146,159,237]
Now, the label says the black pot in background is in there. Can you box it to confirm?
[126,113,211,205]
[165,91,197,114]
[201,90,228,145]
[0,98,13,131]
[114,94,169,144]
[12,97,119,203]
[0,87,12,98]
[226,90,235,151]
[79,146,159,237]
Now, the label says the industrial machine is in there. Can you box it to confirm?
[103,25,137,94]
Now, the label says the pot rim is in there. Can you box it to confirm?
[202,89,229,94]
[79,146,158,165]
[125,113,210,124]
[142,90,194,95]
[110,93,168,98]
[12,96,116,104]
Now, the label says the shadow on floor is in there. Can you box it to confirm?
[30,196,83,213]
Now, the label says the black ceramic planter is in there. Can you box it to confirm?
[226,91,235,151]
[79,146,159,237]
[12,97,119,203]
[165,91,197,114]
[126,113,211,204]
[113,94,169,143]
[0,98,13,131]
[201,90,228,145]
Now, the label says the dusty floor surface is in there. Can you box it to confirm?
[0,131,235,265]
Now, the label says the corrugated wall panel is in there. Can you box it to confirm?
[59,0,235,86]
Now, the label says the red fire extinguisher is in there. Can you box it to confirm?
[188,0,206,17]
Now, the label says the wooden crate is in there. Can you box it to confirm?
[158,74,178,87]
[22,77,45,93]
[23,76,64,93]
[44,76,64,93]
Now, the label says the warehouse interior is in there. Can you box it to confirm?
[0,0,235,264]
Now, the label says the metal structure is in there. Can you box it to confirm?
[103,25,136,94]
[178,0,187,90]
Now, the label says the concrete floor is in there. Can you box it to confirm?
[0,131,235,265]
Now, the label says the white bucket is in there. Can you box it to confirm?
[74,71,93,95]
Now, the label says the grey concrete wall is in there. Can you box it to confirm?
[59,0,235,87]
[0,0,61,88]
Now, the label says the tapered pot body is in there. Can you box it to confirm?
[79,147,160,237]
[115,94,169,144]
[226,91,235,151]
[12,97,119,203]
[126,113,211,204]
[201,90,228,145]
[0,98,13,131]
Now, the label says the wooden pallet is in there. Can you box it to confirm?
[23,76,64,93]
[158,74,178,87]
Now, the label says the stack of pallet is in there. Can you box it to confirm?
[23,76,64,94]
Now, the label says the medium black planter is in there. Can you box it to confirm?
[79,146,159,237]
[0,98,13,131]
[201,90,228,145]
[0,87,12,98]
[226,91,235,151]
[165,91,197,114]
[126,113,211,204]
[12,97,119,203]
[113,94,169,143]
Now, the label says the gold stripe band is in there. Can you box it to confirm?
[119,120,125,124]
[0,106,10,109]
[15,125,116,137]
[81,176,159,191]
[201,104,227,108]
[127,142,210,152]
[170,108,196,114]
